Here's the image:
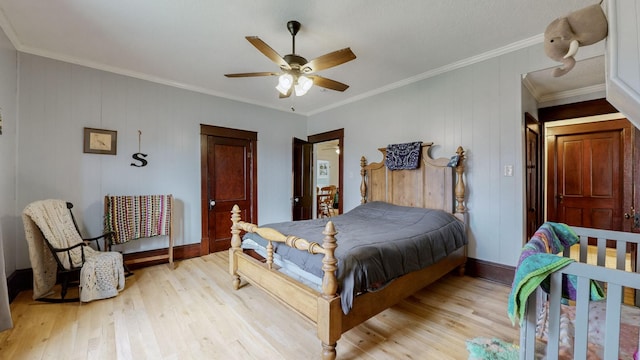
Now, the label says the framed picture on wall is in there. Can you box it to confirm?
[317,160,329,179]
[83,127,117,155]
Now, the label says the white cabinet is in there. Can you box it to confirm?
[606,0,640,129]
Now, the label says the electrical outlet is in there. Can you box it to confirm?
[504,165,513,177]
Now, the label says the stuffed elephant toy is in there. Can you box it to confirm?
[544,3,608,77]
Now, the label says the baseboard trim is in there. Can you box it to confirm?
[6,243,203,302]
[123,243,202,270]
[7,269,32,303]
[465,257,515,286]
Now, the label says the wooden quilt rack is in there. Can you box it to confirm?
[104,194,174,269]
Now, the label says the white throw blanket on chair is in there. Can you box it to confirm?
[22,199,125,302]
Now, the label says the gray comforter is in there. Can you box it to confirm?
[243,201,467,314]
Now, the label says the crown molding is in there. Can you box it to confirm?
[0,11,545,117]
[309,34,544,115]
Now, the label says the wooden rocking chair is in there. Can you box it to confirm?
[22,200,125,303]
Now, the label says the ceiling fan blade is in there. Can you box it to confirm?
[245,36,290,70]
[308,75,349,92]
[302,48,356,73]
[225,72,280,78]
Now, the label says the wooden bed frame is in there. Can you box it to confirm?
[229,143,467,360]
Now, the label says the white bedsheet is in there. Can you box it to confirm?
[242,238,322,292]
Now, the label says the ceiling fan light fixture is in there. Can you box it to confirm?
[226,20,355,98]
[276,73,294,95]
[294,75,313,96]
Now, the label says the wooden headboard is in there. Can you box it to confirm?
[360,143,466,218]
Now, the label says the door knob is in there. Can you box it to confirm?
[209,199,216,210]
[294,197,300,203]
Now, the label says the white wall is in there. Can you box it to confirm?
[14,53,307,270]
[3,30,611,275]
[606,0,640,129]
[308,42,603,267]
[0,27,17,275]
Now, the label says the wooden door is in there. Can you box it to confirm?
[525,113,542,239]
[292,137,313,220]
[546,119,633,231]
[200,125,257,253]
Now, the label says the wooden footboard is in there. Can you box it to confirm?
[520,227,640,360]
[230,205,342,359]
[228,142,467,360]
[229,205,467,360]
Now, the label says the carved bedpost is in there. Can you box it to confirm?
[230,205,242,249]
[321,221,338,299]
[230,205,242,290]
[320,221,339,360]
[454,146,466,214]
[360,156,367,204]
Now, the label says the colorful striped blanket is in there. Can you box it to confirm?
[507,222,605,325]
[104,195,172,244]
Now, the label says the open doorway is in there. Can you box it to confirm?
[522,56,626,240]
[292,129,343,220]
[523,95,639,240]
[314,139,341,218]
[540,104,636,233]
[524,107,633,238]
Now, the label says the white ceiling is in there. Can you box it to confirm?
[0,0,604,115]
[524,55,606,105]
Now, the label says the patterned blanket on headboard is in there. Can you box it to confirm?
[385,141,422,170]
[104,194,172,244]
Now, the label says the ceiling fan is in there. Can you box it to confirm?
[224,20,356,98]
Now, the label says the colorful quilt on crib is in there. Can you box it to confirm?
[508,222,605,325]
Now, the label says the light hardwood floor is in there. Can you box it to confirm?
[0,252,519,359]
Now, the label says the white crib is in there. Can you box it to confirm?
[520,226,640,359]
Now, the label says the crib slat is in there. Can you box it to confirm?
[547,271,563,359]
[604,283,623,360]
[521,291,538,360]
[636,246,640,307]
[573,276,590,359]
[579,235,588,263]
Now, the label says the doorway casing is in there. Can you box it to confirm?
[305,129,344,218]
